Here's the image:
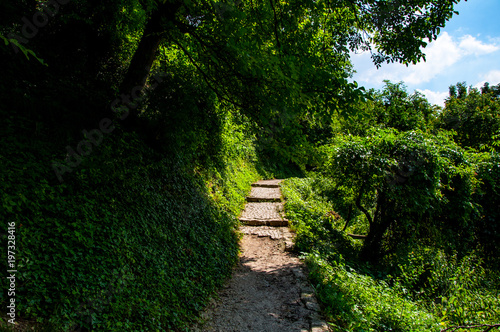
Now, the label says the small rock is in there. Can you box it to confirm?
[300,283,314,294]
[301,292,315,302]
[305,300,321,312]
[292,268,306,279]
[311,319,330,332]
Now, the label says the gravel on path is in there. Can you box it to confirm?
[192,235,328,331]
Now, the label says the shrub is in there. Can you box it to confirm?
[471,152,500,265]
[321,129,478,262]
[282,178,441,331]
[307,254,440,331]
[282,176,499,331]
[394,247,500,327]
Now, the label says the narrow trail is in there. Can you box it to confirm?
[193,180,329,332]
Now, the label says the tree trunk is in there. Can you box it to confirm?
[360,191,392,263]
[360,219,390,263]
[118,2,181,128]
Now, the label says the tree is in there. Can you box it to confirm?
[323,129,477,263]
[339,81,437,135]
[438,82,500,151]
[1,0,464,160]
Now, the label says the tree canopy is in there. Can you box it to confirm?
[119,0,463,119]
[3,0,463,120]
[437,82,500,151]
[0,0,465,168]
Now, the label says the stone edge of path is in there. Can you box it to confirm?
[292,267,331,332]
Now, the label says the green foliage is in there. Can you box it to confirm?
[282,175,500,331]
[0,0,474,330]
[376,81,436,132]
[436,82,500,151]
[470,152,500,265]
[140,62,223,165]
[0,109,259,330]
[282,177,359,260]
[282,177,441,331]
[203,112,261,216]
[0,33,46,65]
[339,81,437,136]
[308,254,440,331]
[356,0,462,67]
[394,247,500,327]
[322,129,478,262]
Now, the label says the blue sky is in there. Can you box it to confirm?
[350,0,500,107]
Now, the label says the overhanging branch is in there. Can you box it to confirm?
[355,181,373,226]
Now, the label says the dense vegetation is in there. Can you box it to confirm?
[1,0,499,331]
[282,82,500,331]
[1,105,264,331]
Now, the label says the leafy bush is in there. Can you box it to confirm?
[321,129,478,262]
[394,247,500,327]
[471,152,500,265]
[308,254,440,331]
[282,177,441,331]
[282,177,360,260]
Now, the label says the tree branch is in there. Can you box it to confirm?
[355,181,373,226]
[372,188,382,226]
[269,0,281,50]
[342,203,353,232]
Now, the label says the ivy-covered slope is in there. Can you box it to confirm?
[0,111,260,331]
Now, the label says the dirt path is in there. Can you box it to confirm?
[192,180,329,332]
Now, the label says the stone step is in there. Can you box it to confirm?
[251,183,280,188]
[240,182,288,227]
[252,179,282,188]
[239,226,285,240]
[239,226,295,246]
[239,218,289,227]
[246,197,282,202]
[246,186,282,202]
[239,202,284,220]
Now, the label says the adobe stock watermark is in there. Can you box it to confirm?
[51,71,165,182]
[7,0,71,54]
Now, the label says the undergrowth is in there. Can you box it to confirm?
[282,176,500,332]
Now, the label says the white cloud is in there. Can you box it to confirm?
[474,70,500,89]
[459,35,499,55]
[352,32,499,86]
[417,89,448,107]
[483,70,500,84]
[403,32,462,84]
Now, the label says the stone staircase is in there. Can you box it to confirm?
[239,179,294,251]
[239,179,288,226]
